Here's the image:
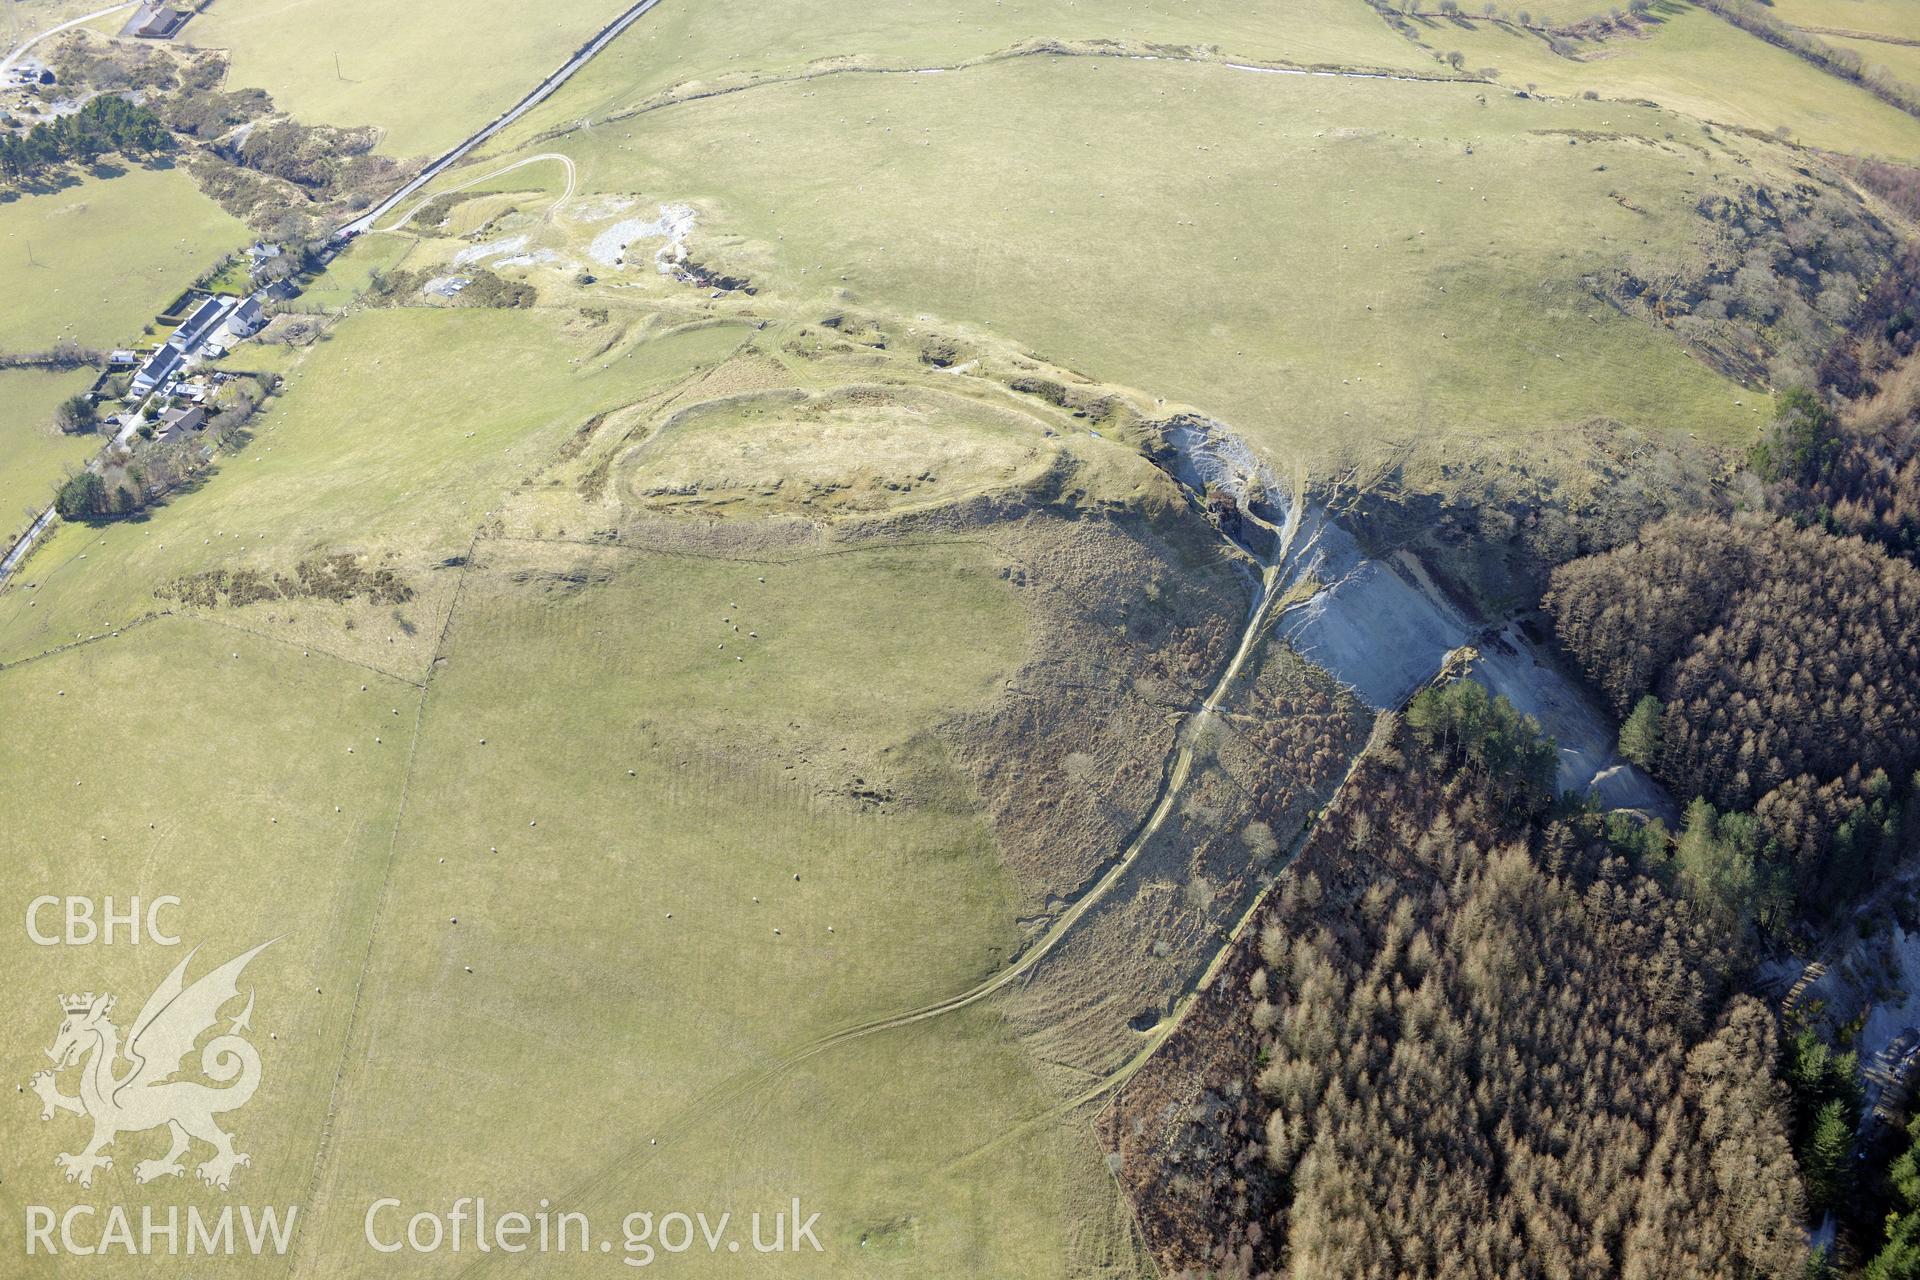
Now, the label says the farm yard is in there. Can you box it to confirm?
[0,164,247,580]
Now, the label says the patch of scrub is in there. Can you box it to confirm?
[588,203,696,272]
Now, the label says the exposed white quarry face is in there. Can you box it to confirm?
[1276,512,1666,812]
[1279,516,1461,712]
[587,204,696,271]
[1163,417,1669,814]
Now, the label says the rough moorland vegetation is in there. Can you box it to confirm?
[1659,181,1896,391]
[161,553,414,609]
[366,266,538,310]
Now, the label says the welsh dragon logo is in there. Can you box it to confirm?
[27,940,275,1191]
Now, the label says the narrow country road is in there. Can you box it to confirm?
[0,1,134,75]
[337,0,666,238]
[0,508,55,583]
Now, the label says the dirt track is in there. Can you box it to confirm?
[336,0,666,238]
[374,152,576,234]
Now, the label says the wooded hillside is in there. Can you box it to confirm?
[1546,516,1920,913]
[1108,705,1808,1279]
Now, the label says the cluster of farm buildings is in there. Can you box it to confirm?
[90,242,292,444]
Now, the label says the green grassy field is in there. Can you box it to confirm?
[184,0,642,158]
[0,305,747,669]
[6,3,1903,1274]
[0,275,1147,1274]
[1827,31,1920,90]
[0,616,415,1278]
[1769,0,1920,39]
[0,165,249,352]
[291,537,1116,1276]
[495,54,1760,482]
[491,0,1435,152]
[0,367,98,547]
[1412,4,1920,158]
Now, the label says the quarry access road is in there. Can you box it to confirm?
[375,152,576,234]
[337,0,666,238]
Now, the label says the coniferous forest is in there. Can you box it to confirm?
[1110,707,1810,1279]
[1548,515,1920,921]
[1111,335,1920,1276]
